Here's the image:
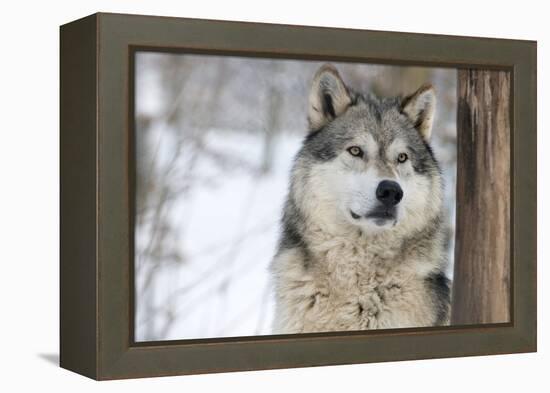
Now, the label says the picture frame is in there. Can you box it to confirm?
[60,12,536,380]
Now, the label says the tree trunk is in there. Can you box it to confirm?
[451,69,511,325]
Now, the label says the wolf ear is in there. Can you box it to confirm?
[308,64,352,131]
[401,84,436,140]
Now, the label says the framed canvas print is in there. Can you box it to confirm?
[60,12,537,380]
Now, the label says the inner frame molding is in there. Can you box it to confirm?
[60,12,536,380]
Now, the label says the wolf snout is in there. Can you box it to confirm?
[376,180,403,207]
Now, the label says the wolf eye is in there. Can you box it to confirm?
[347,146,363,157]
[397,152,408,163]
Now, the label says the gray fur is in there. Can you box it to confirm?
[270,64,451,334]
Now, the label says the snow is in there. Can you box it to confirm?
[135,130,302,340]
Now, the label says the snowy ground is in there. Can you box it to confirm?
[135,130,302,340]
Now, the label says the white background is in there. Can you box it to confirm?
[0,0,546,391]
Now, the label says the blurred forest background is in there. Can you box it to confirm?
[134,52,457,341]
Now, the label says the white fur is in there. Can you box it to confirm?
[271,137,446,334]
[271,227,445,333]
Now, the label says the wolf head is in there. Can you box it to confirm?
[289,64,443,237]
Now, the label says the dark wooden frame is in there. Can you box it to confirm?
[60,12,537,380]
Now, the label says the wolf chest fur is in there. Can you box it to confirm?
[270,64,451,334]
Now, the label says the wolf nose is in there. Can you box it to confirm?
[376,180,403,207]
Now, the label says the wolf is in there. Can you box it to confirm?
[270,64,451,334]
